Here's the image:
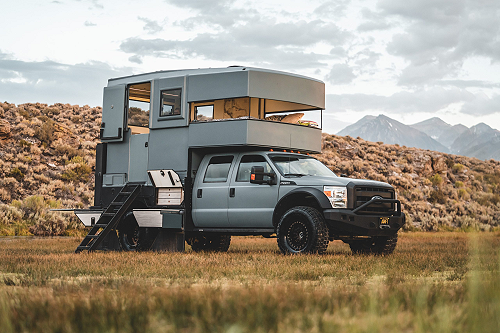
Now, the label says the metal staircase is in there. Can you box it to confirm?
[75,184,142,253]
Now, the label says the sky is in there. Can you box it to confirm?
[1,0,499,134]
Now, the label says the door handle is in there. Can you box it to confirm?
[229,188,235,197]
[197,189,202,198]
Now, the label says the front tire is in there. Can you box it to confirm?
[349,233,398,255]
[277,206,329,255]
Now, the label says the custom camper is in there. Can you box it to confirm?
[75,66,405,254]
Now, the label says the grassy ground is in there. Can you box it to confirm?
[0,233,499,332]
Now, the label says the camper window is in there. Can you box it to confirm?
[128,82,151,130]
[195,105,214,121]
[160,89,182,117]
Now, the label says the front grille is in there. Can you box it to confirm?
[354,186,395,215]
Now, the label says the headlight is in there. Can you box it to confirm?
[323,186,347,208]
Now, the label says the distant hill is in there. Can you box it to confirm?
[337,114,449,152]
[410,117,451,140]
[451,123,500,160]
[410,117,468,148]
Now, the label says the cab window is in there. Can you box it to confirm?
[204,155,234,183]
[236,155,273,182]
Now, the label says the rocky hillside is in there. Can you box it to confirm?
[0,102,499,234]
[317,134,500,231]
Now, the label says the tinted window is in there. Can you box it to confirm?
[236,155,273,182]
[204,155,234,183]
[270,154,336,177]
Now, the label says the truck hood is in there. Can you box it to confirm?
[283,175,393,188]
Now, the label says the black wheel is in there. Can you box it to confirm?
[349,233,398,255]
[187,234,231,252]
[118,212,158,251]
[277,206,329,255]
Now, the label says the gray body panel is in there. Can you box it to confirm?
[101,85,126,142]
[191,154,235,227]
[147,127,189,176]
[108,67,324,111]
[106,132,131,175]
[151,76,188,129]
[227,153,280,228]
[128,134,149,182]
[188,119,322,153]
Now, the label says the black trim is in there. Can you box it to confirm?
[93,143,107,207]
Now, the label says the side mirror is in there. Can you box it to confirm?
[250,166,276,185]
[341,173,348,178]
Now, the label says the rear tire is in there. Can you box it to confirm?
[188,234,231,252]
[349,233,398,255]
[277,206,329,255]
[118,212,158,251]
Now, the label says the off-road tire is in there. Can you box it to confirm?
[349,233,398,255]
[118,212,158,251]
[188,234,231,252]
[277,206,329,255]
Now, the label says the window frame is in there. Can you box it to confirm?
[235,154,273,182]
[159,88,182,119]
[203,155,235,183]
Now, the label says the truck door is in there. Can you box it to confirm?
[101,85,126,142]
[192,154,235,227]
[228,154,279,228]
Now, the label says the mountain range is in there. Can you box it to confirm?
[337,115,500,161]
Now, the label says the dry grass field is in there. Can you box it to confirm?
[0,232,499,332]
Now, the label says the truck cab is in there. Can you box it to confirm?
[75,66,404,255]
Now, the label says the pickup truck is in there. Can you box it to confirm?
[185,150,404,255]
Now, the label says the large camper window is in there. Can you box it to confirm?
[128,82,150,133]
[189,97,322,128]
[160,89,182,117]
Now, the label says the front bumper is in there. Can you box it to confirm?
[323,197,405,236]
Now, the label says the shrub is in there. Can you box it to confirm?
[430,174,443,187]
[34,119,56,146]
[455,181,464,188]
[458,189,469,200]
[8,167,24,181]
[61,156,92,182]
[428,190,446,204]
[452,163,465,174]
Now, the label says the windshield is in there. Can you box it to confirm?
[269,154,336,177]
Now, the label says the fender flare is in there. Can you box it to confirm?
[272,187,331,227]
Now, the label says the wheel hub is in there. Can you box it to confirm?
[286,220,309,252]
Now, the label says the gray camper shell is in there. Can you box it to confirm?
[99,66,324,188]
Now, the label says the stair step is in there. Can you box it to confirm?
[85,235,100,239]
[119,191,133,195]
[94,224,108,228]
[110,202,125,206]
[102,213,115,216]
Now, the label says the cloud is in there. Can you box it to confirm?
[461,93,500,116]
[0,53,131,106]
[376,0,500,85]
[84,21,96,26]
[128,55,143,64]
[325,63,356,85]
[119,16,349,70]
[326,87,476,114]
[138,17,163,34]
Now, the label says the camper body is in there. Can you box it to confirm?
[75,67,405,254]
